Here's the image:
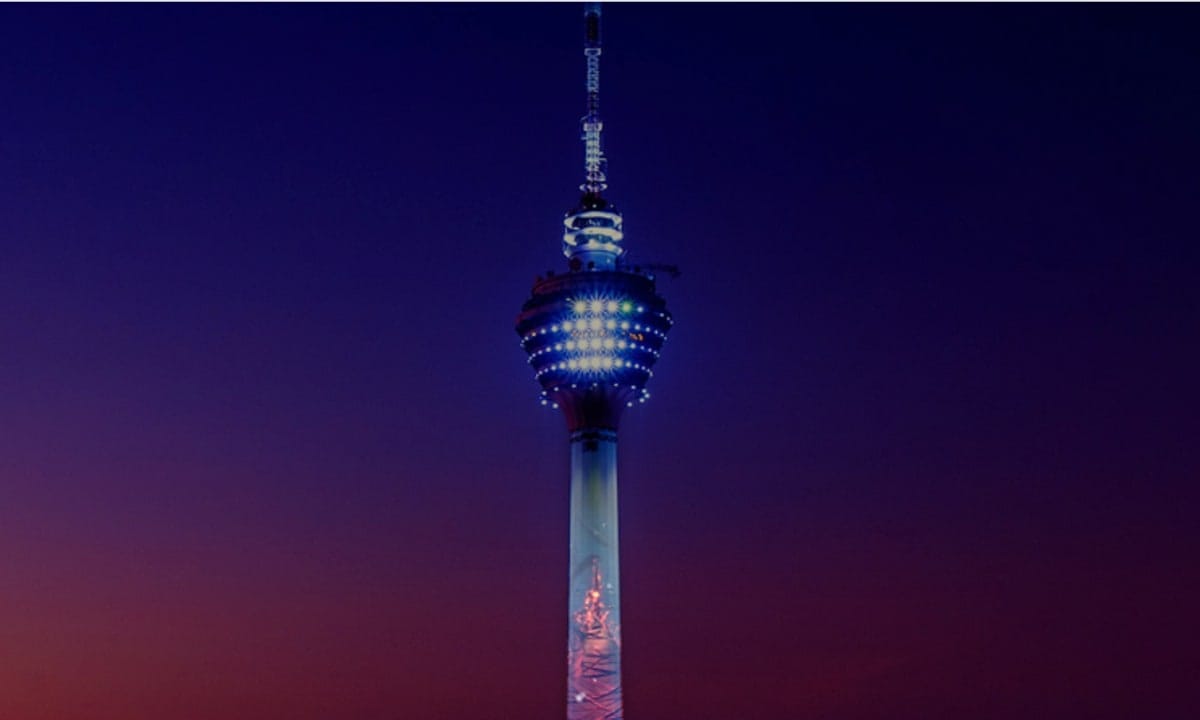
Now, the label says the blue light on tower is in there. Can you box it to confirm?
[514,4,673,719]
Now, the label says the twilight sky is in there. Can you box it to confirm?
[1,4,1197,719]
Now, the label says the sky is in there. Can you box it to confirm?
[1,4,1197,719]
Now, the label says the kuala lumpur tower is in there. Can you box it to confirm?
[515,4,672,719]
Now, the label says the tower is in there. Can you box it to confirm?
[515,5,672,719]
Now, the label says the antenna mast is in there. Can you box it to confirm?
[582,2,606,196]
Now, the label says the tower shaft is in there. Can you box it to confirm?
[567,428,623,719]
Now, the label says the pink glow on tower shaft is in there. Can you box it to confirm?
[566,429,623,719]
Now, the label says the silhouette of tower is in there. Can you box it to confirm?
[515,5,673,719]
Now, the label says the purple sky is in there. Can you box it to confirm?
[1,4,1197,719]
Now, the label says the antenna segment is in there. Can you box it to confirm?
[582,2,606,195]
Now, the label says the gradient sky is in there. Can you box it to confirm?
[1,4,1197,719]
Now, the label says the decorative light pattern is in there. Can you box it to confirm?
[517,270,671,423]
[520,294,669,395]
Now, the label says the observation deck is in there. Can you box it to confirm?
[516,268,672,430]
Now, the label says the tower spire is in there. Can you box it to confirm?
[563,2,625,270]
[582,2,607,196]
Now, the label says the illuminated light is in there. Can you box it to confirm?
[590,300,603,313]
[568,359,578,369]
[637,305,645,313]
[574,301,587,313]
[606,300,618,312]
[620,321,630,329]
[617,340,626,348]
[566,341,576,350]
[555,343,563,351]
[621,301,632,313]
[589,318,602,330]
[605,319,616,330]
[563,321,574,331]
[601,357,614,369]
[615,359,624,367]
[634,323,641,330]
[581,338,592,350]
[551,324,559,332]
[603,338,614,349]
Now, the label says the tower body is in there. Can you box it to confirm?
[515,5,672,718]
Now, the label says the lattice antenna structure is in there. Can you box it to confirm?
[582,2,607,196]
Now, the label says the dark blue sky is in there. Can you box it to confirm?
[1,4,1197,719]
